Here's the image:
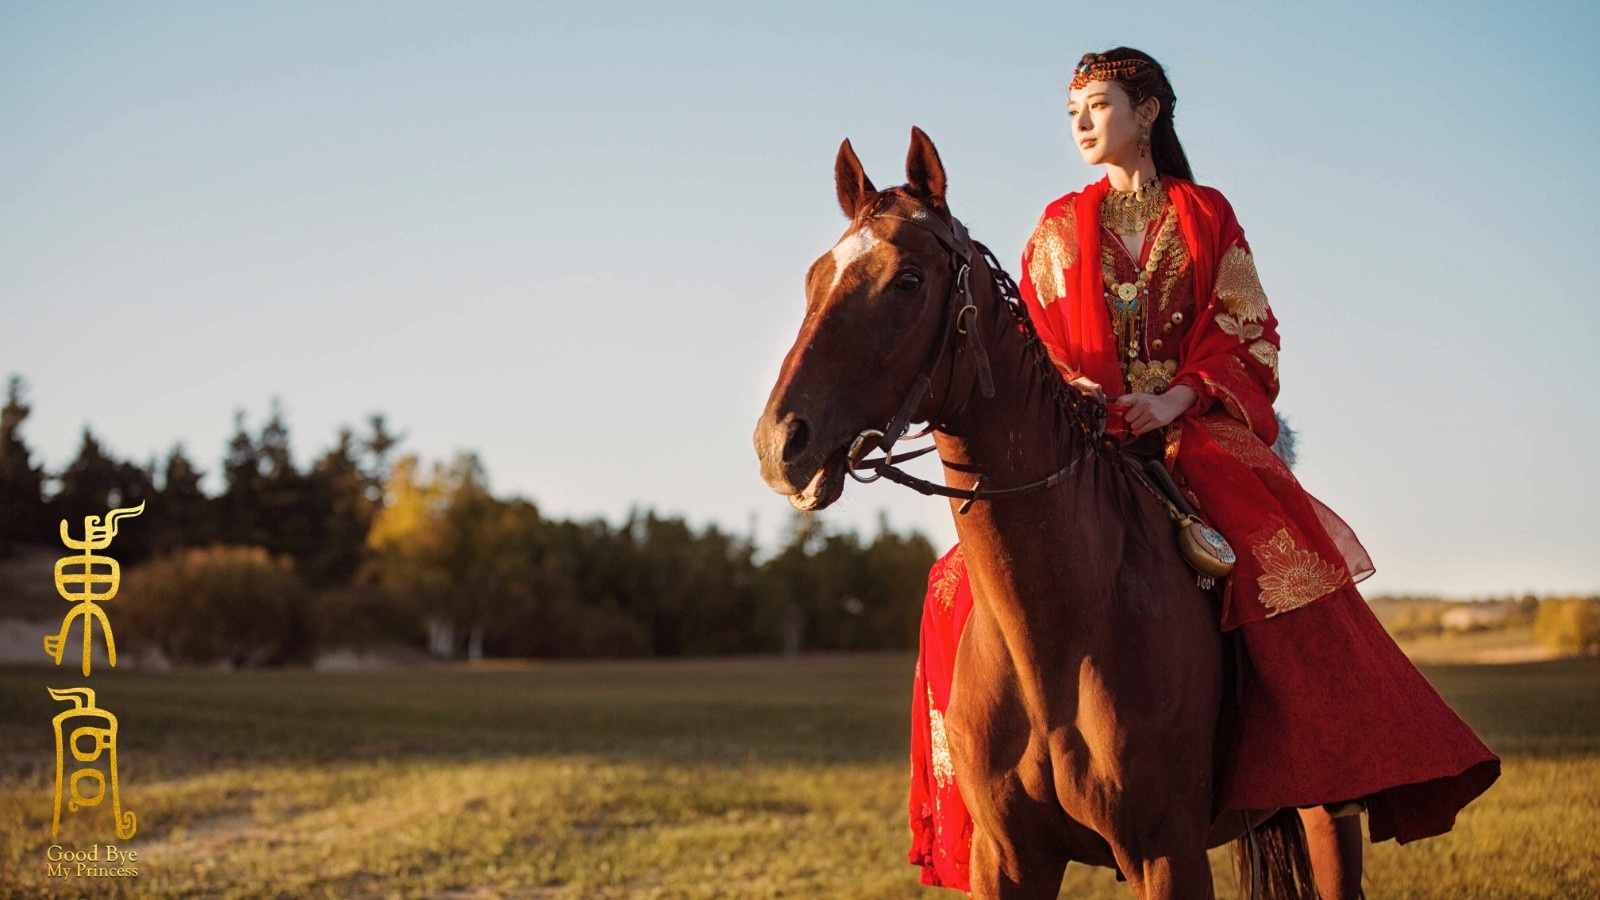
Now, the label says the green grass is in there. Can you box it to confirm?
[1,655,1596,898]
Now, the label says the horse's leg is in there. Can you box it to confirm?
[967,822,1067,900]
[1113,838,1215,900]
[1299,806,1362,899]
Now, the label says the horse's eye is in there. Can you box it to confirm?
[894,271,922,292]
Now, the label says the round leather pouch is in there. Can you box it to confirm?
[1177,514,1236,578]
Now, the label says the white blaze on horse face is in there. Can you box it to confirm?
[827,224,881,293]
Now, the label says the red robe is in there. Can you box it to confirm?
[908,177,1500,892]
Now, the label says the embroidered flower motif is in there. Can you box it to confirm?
[1248,340,1280,380]
[931,546,965,615]
[1252,527,1346,616]
[1027,208,1076,307]
[927,683,955,790]
[1216,243,1270,322]
[1215,312,1264,343]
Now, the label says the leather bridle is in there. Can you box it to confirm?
[844,202,1107,514]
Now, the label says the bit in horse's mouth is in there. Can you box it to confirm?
[789,446,849,511]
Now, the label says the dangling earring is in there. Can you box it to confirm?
[1138,128,1151,159]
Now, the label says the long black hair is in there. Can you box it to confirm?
[1074,48,1194,182]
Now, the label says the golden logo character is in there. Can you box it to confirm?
[48,687,136,840]
[45,501,144,676]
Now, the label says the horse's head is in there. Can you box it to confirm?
[754,127,980,512]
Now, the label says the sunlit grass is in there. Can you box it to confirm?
[1,655,1595,898]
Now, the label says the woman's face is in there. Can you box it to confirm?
[1067,80,1156,167]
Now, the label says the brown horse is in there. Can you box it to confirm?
[753,128,1329,899]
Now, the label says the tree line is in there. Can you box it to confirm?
[1378,593,1600,657]
[0,375,937,665]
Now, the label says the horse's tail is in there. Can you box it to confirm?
[1231,808,1319,900]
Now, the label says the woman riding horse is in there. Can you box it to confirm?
[908,48,1500,897]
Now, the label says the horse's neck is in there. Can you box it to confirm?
[932,272,1124,656]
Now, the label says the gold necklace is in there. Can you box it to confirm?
[1100,175,1166,236]
[1102,206,1177,362]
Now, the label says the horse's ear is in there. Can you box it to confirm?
[905,126,947,205]
[835,138,876,219]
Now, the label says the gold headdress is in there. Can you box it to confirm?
[1070,57,1149,90]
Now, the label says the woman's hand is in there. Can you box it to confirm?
[1066,375,1105,400]
[1115,385,1198,436]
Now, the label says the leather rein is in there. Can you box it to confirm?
[844,204,1107,515]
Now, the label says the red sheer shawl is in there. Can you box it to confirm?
[1018,175,1373,627]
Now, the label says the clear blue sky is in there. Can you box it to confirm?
[3,1,1596,597]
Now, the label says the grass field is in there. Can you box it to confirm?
[1,654,1596,898]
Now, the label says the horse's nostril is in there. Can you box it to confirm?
[782,418,811,462]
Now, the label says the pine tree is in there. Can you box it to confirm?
[304,427,375,587]
[49,427,156,562]
[154,442,210,554]
[0,375,47,553]
[52,428,121,522]
[219,408,265,547]
[254,397,317,566]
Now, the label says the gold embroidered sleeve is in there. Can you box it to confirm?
[1200,412,1283,471]
[1214,312,1264,343]
[1216,243,1270,322]
[1045,346,1076,379]
[1026,207,1076,308]
[1199,356,1258,432]
[1248,340,1279,380]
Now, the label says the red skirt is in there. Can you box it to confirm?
[907,545,1501,893]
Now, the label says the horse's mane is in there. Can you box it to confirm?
[966,236,1187,557]
[971,239,1112,455]
[855,187,1179,562]
[858,187,1116,463]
